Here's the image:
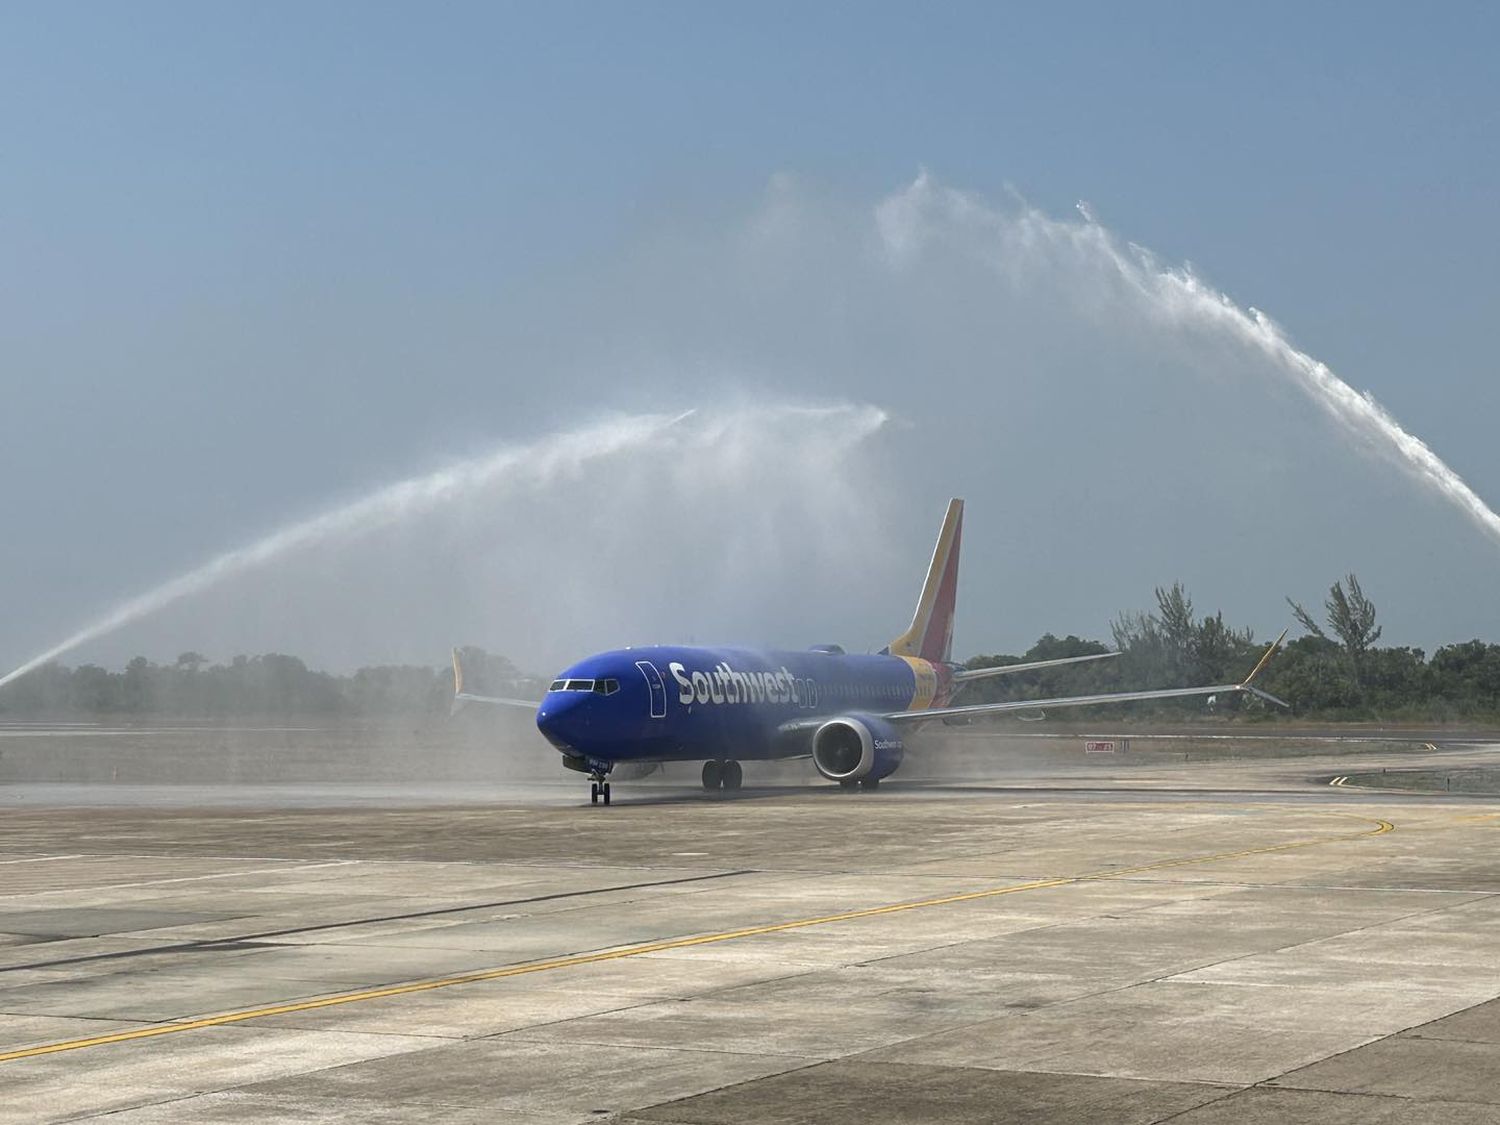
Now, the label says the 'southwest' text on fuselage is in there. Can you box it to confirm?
[669,661,818,708]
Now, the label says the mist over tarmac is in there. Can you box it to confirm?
[0,713,1064,802]
[0,712,552,803]
[0,716,1171,803]
[6,176,1500,681]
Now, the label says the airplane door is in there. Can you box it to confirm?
[635,660,667,719]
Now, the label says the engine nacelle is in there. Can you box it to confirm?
[609,761,661,781]
[811,715,905,783]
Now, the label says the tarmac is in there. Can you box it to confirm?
[2,723,1500,1123]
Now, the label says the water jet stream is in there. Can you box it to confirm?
[0,410,700,689]
[879,175,1500,551]
[0,402,888,688]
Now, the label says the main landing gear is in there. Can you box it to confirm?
[701,759,743,793]
[589,773,612,806]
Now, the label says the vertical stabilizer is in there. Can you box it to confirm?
[887,499,963,663]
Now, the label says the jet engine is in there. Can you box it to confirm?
[811,716,904,784]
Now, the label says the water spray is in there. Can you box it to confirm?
[0,402,888,689]
[0,411,693,689]
[878,174,1500,549]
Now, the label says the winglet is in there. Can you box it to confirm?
[1237,628,1289,708]
[450,648,468,716]
[1241,627,1288,687]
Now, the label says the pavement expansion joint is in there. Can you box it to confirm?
[0,868,756,976]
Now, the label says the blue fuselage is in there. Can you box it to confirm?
[536,645,939,768]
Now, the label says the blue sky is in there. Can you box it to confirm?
[2,3,1497,672]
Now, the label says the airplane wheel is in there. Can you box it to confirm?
[722,760,743,791]
[839,779,858,791]
[860,777,880,791]
[602,782,612,806]
[590,783,599,805]
[701,760,723,790]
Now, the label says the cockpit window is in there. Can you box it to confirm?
[553,677,615,692]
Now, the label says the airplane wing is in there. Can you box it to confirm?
[451,648,540,715]
[888,630,1288,727]
[454,691,540,710]
[951,651,1119,684]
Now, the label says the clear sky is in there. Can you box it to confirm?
[2,2,1497,674]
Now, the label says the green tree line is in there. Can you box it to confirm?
[964,577,1500,721]
[5,577,1499,720]
[0,647,536,718]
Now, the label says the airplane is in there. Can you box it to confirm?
[453,499,1288,805]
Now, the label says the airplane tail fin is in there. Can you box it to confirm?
[887,499,963,664]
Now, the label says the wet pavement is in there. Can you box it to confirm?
[1,725,1498,1122]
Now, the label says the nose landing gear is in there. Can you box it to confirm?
[589,773,612,806]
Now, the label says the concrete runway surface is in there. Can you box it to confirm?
[2,723,1500,1123]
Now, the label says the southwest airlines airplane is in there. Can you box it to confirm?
[455,500,1286,804]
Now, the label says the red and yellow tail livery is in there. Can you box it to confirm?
[887,498,963,664]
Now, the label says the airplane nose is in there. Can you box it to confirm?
[536,691,592,750]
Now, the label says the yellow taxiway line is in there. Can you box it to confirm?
[0,813,1395,1064]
